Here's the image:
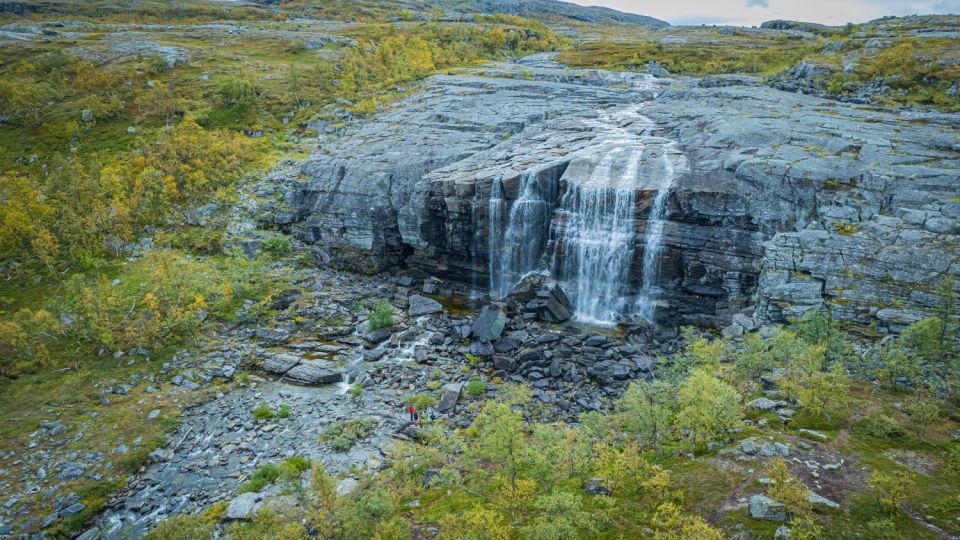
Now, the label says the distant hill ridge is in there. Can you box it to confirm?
[444,0,669,27]
[251,0,669,27]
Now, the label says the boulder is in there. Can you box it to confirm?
[408,295,443,316]
[748,397,786,411]
[471,304,508,341]
[469,340,494,357]
[584,477,611,496]
[364,327,392,346]
[336,478,359,497]
[749,494,787,522]
[261,354,300,375]
[284,362,342,385]
[225,493,261,520]
[493,356,516,372]
[438,383,463,414]
[806,491,840,509]
[508,276,573,323]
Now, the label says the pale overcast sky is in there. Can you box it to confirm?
[567,0,960,26]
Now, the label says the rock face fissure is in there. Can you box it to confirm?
[637,141,681,322]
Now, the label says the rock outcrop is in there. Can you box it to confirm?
[281,56,960,331]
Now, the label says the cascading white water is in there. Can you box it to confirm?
[487,178,505,295]
[487,103,684,326]
[636,144,678,322]
[490,169,554,298]
[554,145,644,325]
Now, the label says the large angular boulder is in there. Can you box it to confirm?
[438,383,463,414]
[471,303,508,340]
[408,295,443,316]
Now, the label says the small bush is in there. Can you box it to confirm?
[854,415,905,440]
[278,456,311,481]
[118,435,166,474]
[252,403,274,421]
[321,417,377,451]
[331,435,352,452]
[368,300,395,331]
[467,377,487,396]
[276,403,292,419]
[261,234,292,256]
[217,76,258,109]
[238,463,280,493]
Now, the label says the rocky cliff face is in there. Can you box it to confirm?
[280,54,960,331]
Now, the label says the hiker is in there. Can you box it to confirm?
[413,411,420,425]
[408,404,415,422]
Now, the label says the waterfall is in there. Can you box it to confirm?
[554,145,644,325]
[490,169,554,298]
[485,103,683,326]
[487,178,505,294]
[636,145,678,322]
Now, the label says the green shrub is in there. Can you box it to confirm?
[238,463,280,493]
[467,377,487,396]
[252,403,274,421]
[143,513,215,540]
[118,435,166,474]
[276,403,292,419]
[331,435,352,452]
[278,456,311,480]
[321,417,378,451]
[368,300,395,331]
[404,393,438,412]
[217,76,258,109]
[261,234,292,256]
[854,414,905,440]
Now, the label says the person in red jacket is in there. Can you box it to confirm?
[408,404,415,422]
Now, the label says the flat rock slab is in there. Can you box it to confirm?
[261,353,300,375]
[285,361,342,385]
